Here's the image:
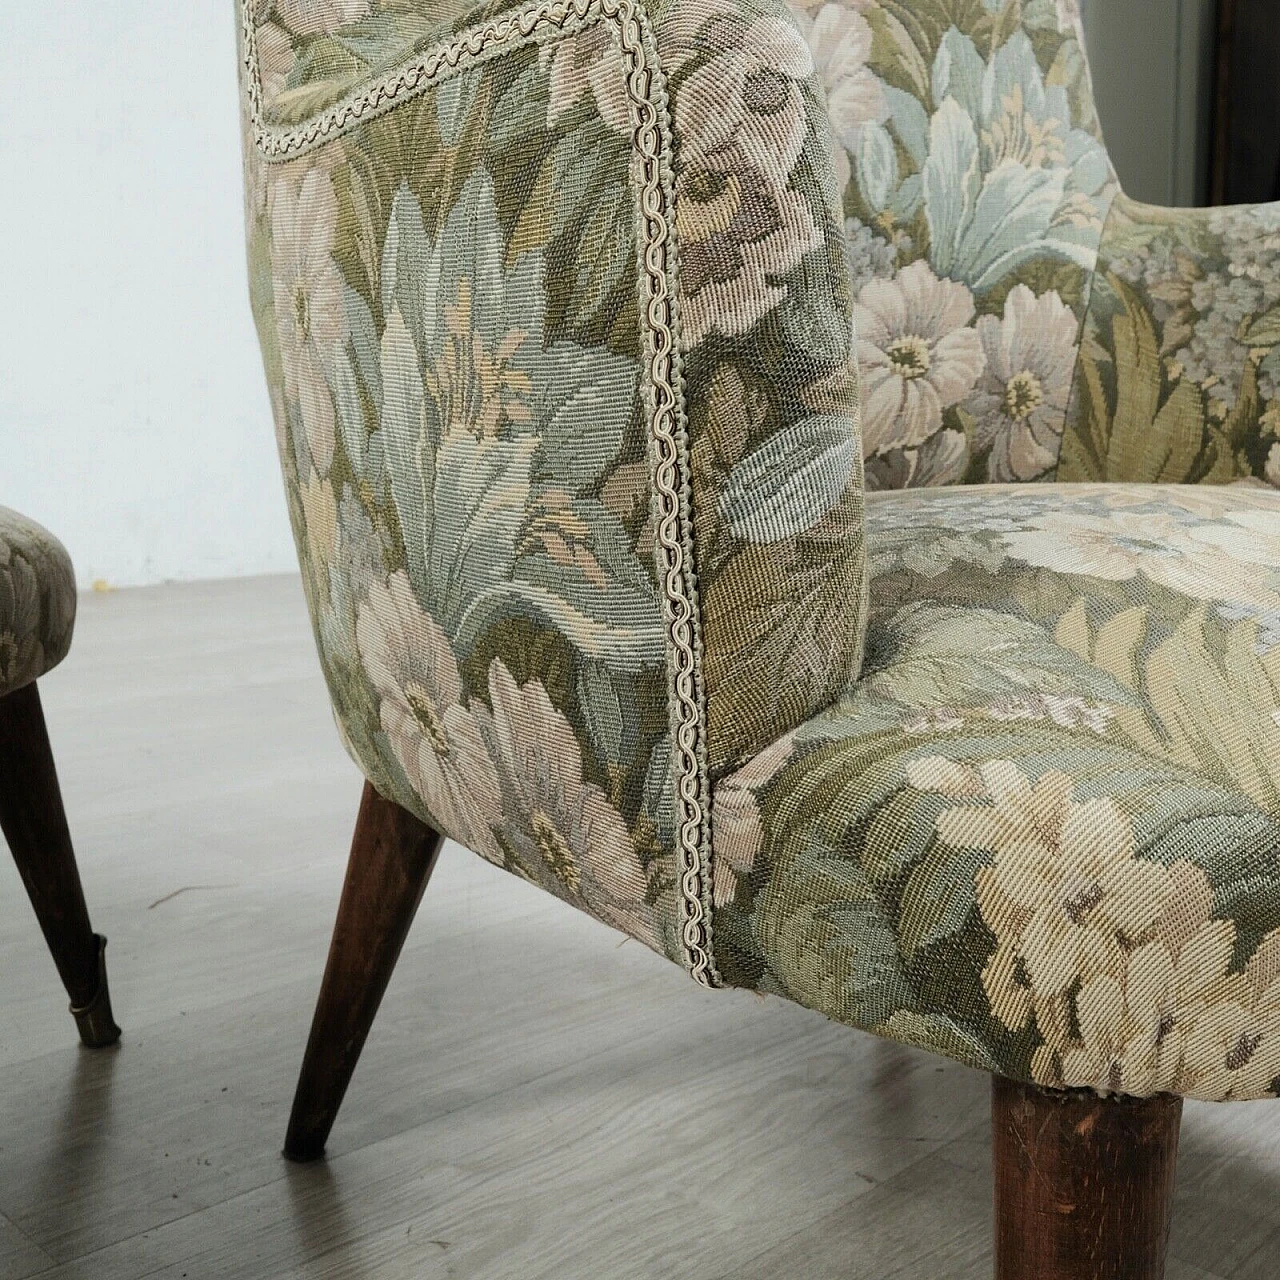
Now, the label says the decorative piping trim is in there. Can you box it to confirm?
[240,0,719,986]
[624,14,720,989]
[246,0,606,159]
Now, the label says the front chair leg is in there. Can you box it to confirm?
[0,681,120,1048]
[992,1075,1182,1280]
[284,780,444,1162]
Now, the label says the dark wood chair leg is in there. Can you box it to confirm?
[284,780,444,1162]
[993,1075,1183,1280]
[0,681,120,1048]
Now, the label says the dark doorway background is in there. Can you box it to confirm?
[1212,0,1280,204]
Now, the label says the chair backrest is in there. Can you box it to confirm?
[793,0,1121,487]
[237,0,865,977]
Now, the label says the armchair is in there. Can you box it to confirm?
[238,0,1280,1273]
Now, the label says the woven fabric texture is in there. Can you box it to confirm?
[0,506,76,698]
[800,0,1280,492]
[239,0,1280,1099]
[239,0,865,968]
[714,483,1280,1101]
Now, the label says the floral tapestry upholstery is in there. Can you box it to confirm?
[239,0,1280,1103]
[1060,195,1280,488]
[714,483,1280,1100]
[799,0,1280,492]
[796,0,1115,487]
[0,507,76,699]
[238,0,866,977]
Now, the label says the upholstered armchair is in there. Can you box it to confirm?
[238,0,1280,1273]
[1,508,120,1047]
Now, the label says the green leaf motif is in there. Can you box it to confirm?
[757,829,913,1031]
[1244,304,1280,347]
[861,600,1136,709]
[722,414,858,545]
[897,836,986,959]
[1066,276,1205,482]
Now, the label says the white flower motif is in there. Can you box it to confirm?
[483,660,657,945]
[298,470,338,582]
[314,490,382,688]
[966,285,1079,481]
[1051,889,1280,1102]
[673,16,822,346]
[863,428,970,490]
[794,4,888,153]
[913,753,1280,1101]
[1054,0,1086,38]
[255,21,296,105]
[905,755,985,796]
[856,261,986,455]
[985,693,1115,735]
[786,0,873,16]
[1057,913,1237,1096]
[902,708,965,736]
[1177,995,1280,1101]
[270,166,345,474]
[1185,509,1280,567]
[943,763,1169,1002]
[274,0,370,36]
[1001,509,1280,610]
[1266,441,1280,488]
[676,17,813,173]
[356,572,503,860]
[1159,482,1280,519]
[1024,513,1194,582]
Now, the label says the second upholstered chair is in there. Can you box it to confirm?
[1,506,119,1048]
[237,0,1280,1274]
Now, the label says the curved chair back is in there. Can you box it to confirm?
[800,0,1280,491]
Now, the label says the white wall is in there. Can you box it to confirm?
[0,3,296,588]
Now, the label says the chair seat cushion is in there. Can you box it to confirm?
[0,507,76,698]
[711,482,1280,1100]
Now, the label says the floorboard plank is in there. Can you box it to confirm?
[0,1212,52,1280]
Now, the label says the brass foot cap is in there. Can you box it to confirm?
[70,935,122,1048]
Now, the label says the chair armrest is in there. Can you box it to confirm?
[1061,192,1280,488]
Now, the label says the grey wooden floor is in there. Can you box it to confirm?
[0,576,1276,1279]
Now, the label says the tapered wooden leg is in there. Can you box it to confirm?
[284,780,444,1162]
[0,681,120,1047]
[993,1075,1183,1280]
